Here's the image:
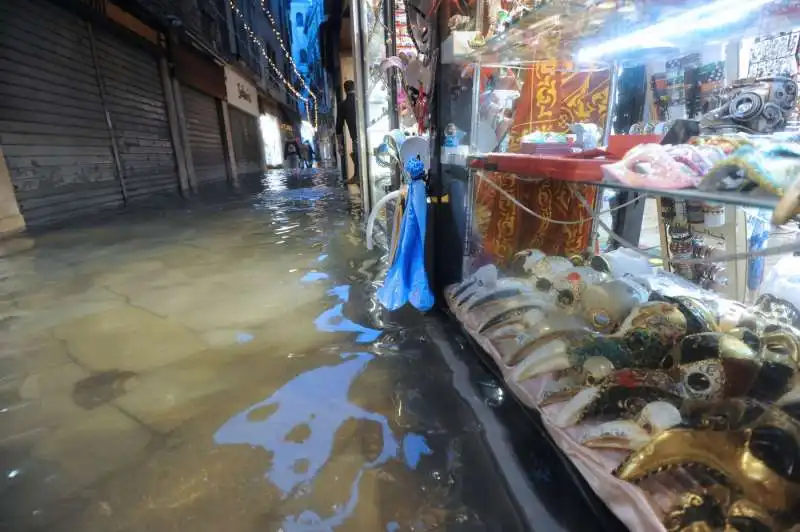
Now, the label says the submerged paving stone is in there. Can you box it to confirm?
[0,170,596,532]
[53,306,207,373]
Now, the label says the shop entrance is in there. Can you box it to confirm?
[260,113,283,167]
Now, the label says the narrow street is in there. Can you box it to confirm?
[0,170,596,532]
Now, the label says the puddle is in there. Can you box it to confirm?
[0,170,595,531]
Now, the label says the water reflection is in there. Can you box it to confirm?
[301,271,329,282]
[214,350,436,530]
[314,285,381,343]
[0,169,595,532]
[214,353,396,495]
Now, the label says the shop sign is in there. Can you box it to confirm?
[225,66,259,117]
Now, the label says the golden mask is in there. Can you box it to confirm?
[615,407,800,512]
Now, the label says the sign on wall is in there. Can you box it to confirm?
[225,66,259,116]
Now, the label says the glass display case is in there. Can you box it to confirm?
[351,0,400,213]
[432,1,800,530]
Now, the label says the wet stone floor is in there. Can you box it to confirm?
[0,170,604,532]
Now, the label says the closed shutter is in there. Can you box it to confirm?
[228,106,262,177]
[94,30,179,201]
[182,87,227,185]
[0,0,123,226]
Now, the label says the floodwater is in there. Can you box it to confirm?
[0,170,613,532]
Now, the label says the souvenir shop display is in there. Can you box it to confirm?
[445,251,800,531]
[350,0,439,214]
[430,1,800,531]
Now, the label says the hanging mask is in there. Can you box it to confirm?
[406,85,420,108]
[404,0,434,56]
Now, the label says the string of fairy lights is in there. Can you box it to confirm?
[257,1,316,98]
[260,0,319,129]
[227,0,319,129]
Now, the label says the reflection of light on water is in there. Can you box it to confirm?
[314,285,381,343]
[214,274,424,529]
[214,352,431,530]
[236,332,255,344]
[327,285,350,301]
[214,353,393,495]
[264,171,288,192]
[402,433,433,469]
[256,185,334,212]
[301,271,329,282]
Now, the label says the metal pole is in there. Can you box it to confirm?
[350,0,373,215]
[87,22,128,204]
[602,62,620,145]
[462,0,486,277]
[220,100,239,188]
[463,63,482,277]
[170,77,197,193]
[589,62,621,252]
[385,0,401,191]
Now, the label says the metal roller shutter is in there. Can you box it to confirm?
[0,0,123,226]
[228,106,263,177]
[182,87,227,185]
[94,30,179,201]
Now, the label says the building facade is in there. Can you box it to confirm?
[289,0,331,123]
[0,0,306,231]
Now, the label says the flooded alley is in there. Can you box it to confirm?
[0,170,601,532]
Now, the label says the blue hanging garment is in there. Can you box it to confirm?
[377,159,434,311]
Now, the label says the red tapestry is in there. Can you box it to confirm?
[473,61,610,262]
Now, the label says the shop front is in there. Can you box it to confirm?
[174,44,228,189]
[421,2,800,531]
[225,66,264,179]
[0,0,180,226]
[348,0,402,214]
[258,95,284,168]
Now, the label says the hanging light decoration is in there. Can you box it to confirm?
[227,0,318,128]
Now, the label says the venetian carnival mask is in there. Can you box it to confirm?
[404,0,433,56]
[615,401,800,513]
[663,491,778,532]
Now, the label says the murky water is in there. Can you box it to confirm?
[0,170,610,532]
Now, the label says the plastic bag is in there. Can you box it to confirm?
[377,179,434,311]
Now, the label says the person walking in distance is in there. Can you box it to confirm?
[303,140,316,168]
[336,80,358,185]
[284,137,302,174]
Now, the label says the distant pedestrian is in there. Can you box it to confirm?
[336,80,358,185]
[303,140,316,168]
[284,138,301,172]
